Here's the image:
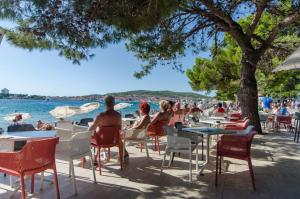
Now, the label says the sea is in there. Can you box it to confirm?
[0,99,160,130]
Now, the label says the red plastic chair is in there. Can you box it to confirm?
[229,113,242,121]
[215,130,256,191]
[276,115,292,131]
[0,137,60,199]
[224,119,249,130]
[147,120,169,155]
[91,126,122,175]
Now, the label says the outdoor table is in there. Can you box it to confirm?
[182,127,237,175]
[0,130,56,152]
[198,119,237,126]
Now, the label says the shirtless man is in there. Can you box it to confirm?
[89,96,129,161]
[89,95,121,132]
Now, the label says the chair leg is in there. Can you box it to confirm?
[30,174,35,194]
[215,155,219,187]
[201,135,204,161]
[196,145,199,172]
[97,147,102,175]
[140,143,143,152]
[89,152,96,183]
[168,152,173,167]
[20,174,26,199]
[69,161,72,177]
[40,172,44,191]
[247,158,256,191]
[157,136,161,155]
[118,145,123,170]
[70,160,78,195]
[144,140,149,158]
[154,137,157,150]
[189,150,192,182]
[53,165,61,199]
[107,147,110,162]
[219,156,222,175]
[122,138,126,164]
[160,149,167,175]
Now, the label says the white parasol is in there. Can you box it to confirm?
[49,106,81,118]
[114,103,132,111]
[4,112,31,122]
[80,102,100,113]
[273,47,300,72]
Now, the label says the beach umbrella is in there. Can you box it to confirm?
[4,113,31,122]
[49,106,81,118]
[80,102,100,113]
[114,103,132,111]
[273,47,300,72]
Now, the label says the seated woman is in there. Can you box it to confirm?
[148,100,172,135]
[212,102,226,116]
[169,102,184,127]
[128,101,151,130]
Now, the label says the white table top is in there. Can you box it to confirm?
[182,127,237,136]
[0,131,56,140]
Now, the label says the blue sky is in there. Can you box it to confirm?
[0,33,210,96]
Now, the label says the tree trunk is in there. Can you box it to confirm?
[238,56,263,134]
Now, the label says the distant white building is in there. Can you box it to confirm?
[1,88,9,95]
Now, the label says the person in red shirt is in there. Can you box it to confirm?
[212,102,225,116]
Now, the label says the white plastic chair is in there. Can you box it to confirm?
[160,126,198,182]
[122,128,149,163]
[55,131,96,195]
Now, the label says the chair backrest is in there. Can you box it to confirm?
[79,118,94,126]
[163,125,177,136]
[95,126,121,147]
[19,137,59,172]
[276,115,292,124]
[147,119,170,136]
[295,112,300,119]
[230,113,242,119]
[7,124,36,132]
[55,120,73,130]
[70,131,92,156]
[124,128,147,140]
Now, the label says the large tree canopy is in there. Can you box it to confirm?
[1,0,300,133]
[186,14,300,100]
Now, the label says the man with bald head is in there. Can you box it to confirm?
[89,96,121,132]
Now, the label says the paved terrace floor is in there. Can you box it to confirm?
[1,129,300,199]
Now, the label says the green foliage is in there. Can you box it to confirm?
[186,13,300,100]
[106,90,209,98]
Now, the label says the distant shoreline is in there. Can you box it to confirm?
[0,90,210,102]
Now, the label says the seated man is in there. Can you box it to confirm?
[89,96,128,161]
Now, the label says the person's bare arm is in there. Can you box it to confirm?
[89,114,101,131]
[150,112,161,124]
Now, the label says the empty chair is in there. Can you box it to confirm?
[0,137,60,199]
[122,127,149,163]
[276,115,292,131]
[223,119,249,130]
[91,126,123,175]
[56,131,96,195]
[215,128,256,190]
[160,125,199,182]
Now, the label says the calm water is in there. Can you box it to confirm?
[0,99,159,130]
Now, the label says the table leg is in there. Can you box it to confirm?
[198,135,210,176]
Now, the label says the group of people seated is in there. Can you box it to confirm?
[260,96,291,116]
